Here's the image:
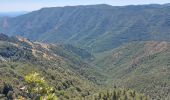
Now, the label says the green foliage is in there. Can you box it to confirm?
[93,88,149,100]
[24,72,57,100]
[2,4,170,52]
[0,34,100,99]
[0,31,170,100]
[93,41,170,99]
[63,44,94,60]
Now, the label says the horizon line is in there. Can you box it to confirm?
[0,3,169,12]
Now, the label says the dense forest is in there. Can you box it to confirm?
[1,3,170,100]
[1,72,149,100]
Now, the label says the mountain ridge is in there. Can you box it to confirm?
[1,4,170,99]
[0,33,102,99]
[0,33,150,99]
[92,41,170,99]
[1,4,170,52]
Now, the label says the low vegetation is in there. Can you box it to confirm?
[0,34,170,99]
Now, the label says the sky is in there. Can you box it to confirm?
[0,0,170,12]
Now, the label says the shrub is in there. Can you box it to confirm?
[24,72,57,100]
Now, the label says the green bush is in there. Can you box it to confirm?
[24,72,57,100]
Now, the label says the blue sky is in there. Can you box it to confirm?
[1,0,170,12]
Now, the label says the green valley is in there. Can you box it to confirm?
[1,3,170,100]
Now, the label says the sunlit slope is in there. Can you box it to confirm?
[1,4,170,52]
[93,41,170,99]
[0,34,104,99]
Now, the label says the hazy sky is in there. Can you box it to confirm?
[1,0,170,12]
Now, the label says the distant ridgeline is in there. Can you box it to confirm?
[0,11,28,17]
[1,3,170,100]
[1,4,170,52]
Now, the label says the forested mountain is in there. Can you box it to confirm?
[1,3,170,100]
[0,34,149,100]
[93,41,170,99]
[0,34,103,99]
[1,4,170,52]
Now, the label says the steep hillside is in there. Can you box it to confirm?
[0,34,150,100]
[0,34,105,99]
[1,4,170,99]
[1,4,170,52]
[93,41,170,99]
